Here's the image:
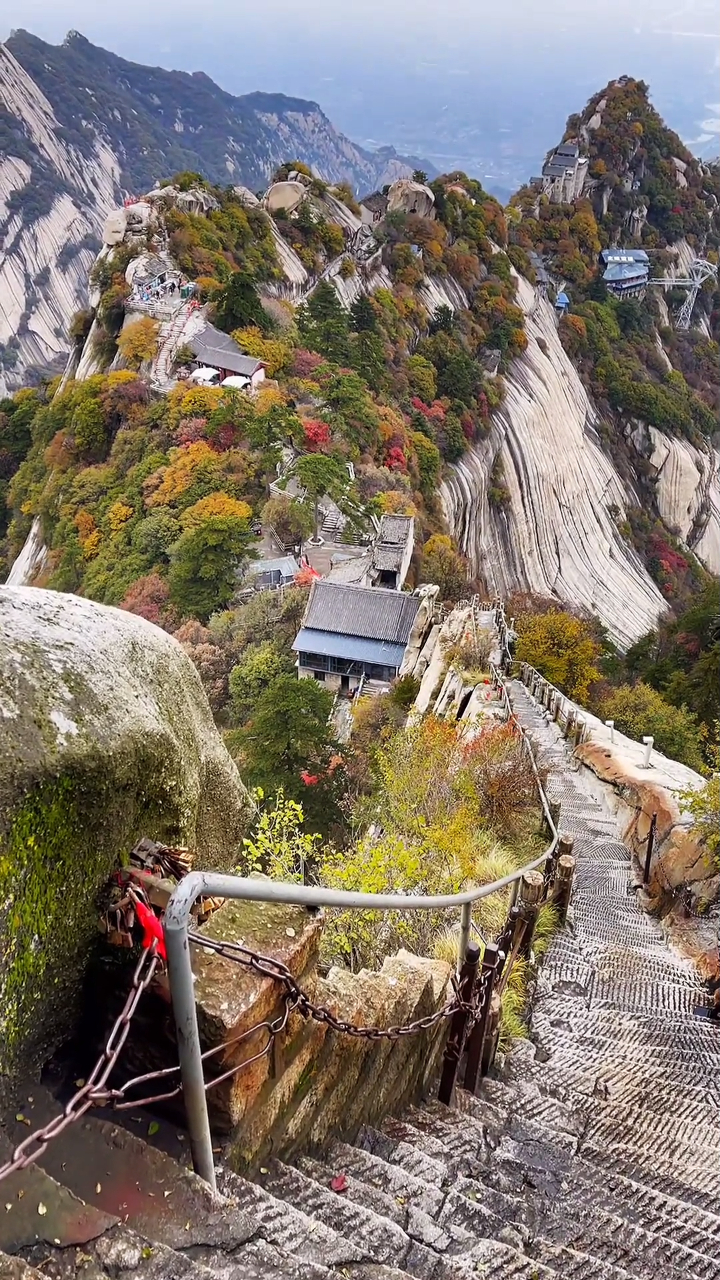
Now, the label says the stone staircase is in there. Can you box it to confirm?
[3,681,719,1280]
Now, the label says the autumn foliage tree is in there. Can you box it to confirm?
[515,610,600,703]
[117,317,160,370]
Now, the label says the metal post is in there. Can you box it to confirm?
[164,918,217,1190]
[642,736,654,768]
[458,901,472,978]
[439,941,480,1105]
[518,870,545,959]
[643,813,657,886]
[605,718,615,744]
[463,942,500,1093]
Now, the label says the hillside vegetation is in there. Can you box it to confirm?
[2,78,719,788]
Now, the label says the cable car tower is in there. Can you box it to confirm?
[648,257,717,330]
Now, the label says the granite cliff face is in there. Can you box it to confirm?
[440,274,719,648]
[0,585,251,1078]
[0,43,119,392]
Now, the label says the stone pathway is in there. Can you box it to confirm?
[3,681,719,1279]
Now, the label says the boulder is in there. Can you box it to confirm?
[102,208,127,246]
[0,587,251,1083]
[264,181,307,215]
[387,179,435,219]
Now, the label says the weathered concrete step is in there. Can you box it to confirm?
[447,1155,720,1280]
[527,1239,637,1280]
[253,1158,451,1278]
[407,1096,720,1221]
[2,1093,254,1255]
[0,1130,117,1257]
[474,1068,720,1153]
[518,1051,720,1136]
[18,1224,215,1280]
[216,1165,366,1269]
[180,1237,334,1279]
[297,1152,468,1257]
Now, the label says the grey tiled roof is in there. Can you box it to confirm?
[302,581,420,644]
[378,514,412,545]
[190,323,264,376]
[372,546,404,571]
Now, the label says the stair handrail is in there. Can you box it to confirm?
[163,651,558,1190]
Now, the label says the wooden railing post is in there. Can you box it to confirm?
[438,941,480,1105]
[480,991,502,1079]
[518,869,545,959]
[552,837,576,925]
[462,942,500,1094]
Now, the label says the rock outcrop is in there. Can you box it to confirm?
[441,276,672,650]
[0,586,251,1082]
[0,30,433,387]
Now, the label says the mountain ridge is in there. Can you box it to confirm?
[0,29,432,389]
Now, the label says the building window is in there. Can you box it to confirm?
[299,652,397,683]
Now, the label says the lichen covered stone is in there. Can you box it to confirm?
[0,586,251,1082]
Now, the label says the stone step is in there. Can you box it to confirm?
[445,1158,720,1280]
[254,1158,448,1278]
[335,1124,648,1280]
[399,1096,720,1221]
[18,1224,216,1280]
[216,1165,366,1270]
[0,1254,46,1279]
[2,1090,253,1255]
[474,1067,720,1152]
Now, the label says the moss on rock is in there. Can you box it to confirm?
[0,586,252,1084]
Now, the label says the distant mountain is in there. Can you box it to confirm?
[0,29,432,389]
[5,30,432,195]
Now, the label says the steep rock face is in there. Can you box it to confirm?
[0,586,251,1081]
[441,276,668,649]
[0,44,119,390]
[628,422,720,574]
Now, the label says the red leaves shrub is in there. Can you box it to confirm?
[174,416,209,445]
[302,419,332,451]
[120,573,173,628]
[385,445,407,471]
[292,349,326,377]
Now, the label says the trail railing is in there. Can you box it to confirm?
[0,604,576,1195]
[162,636,569,1190]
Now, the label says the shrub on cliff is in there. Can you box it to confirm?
[601,681,704,772]
[117,317,160,370]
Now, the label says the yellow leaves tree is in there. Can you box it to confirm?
[180,491,252,529]
[145,441,217,508]
[117,317,160,370]
[74,509,102,559]
[515,610,600,703]
[107,500,134,534]
[166,384,225,428]
[231,326,291,377]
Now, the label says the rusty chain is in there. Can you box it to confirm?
[0,944,160,1181]
[0,928,478,1186]
[186,930,477,1041]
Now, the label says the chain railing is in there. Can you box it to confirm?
[1,604,574,1194]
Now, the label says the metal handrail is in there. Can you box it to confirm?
[163,652,557,1189]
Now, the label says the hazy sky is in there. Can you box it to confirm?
[3,0,718,189]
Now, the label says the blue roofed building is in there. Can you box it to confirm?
[600,248,650,298]
[555,290,570,314]
[293,580,422,694]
